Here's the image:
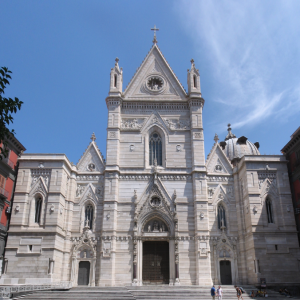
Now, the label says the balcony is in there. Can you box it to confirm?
[0,157,15,169]
[0,187,9,198]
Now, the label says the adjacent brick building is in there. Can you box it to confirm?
[0,134,25,267]
[282,126,300,243]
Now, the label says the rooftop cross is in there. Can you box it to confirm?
[151,25,159,44]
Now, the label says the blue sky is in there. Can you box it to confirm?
[1,1,299,163]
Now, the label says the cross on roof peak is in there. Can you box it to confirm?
[151,25,159,44]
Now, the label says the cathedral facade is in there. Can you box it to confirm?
[1,42,300,287]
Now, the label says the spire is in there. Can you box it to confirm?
[225,123,236,141]
[187,58,201,96]
[151,25,159,44]
[91,132,96,142]
[109,57,123,95]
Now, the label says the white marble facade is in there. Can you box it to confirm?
[1,43,300,287]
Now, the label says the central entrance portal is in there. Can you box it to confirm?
[143,241,169,284]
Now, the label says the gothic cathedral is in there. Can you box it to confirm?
[1,40,300,287]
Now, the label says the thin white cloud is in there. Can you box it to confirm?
[175,0,300,130]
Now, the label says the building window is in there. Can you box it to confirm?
[35,197,42,223]
[266,197,273,223]
[85,205,93,229]
[217,204,226,229]
[0,174,5,188]
[193,75,197,88]
[149,132,162,166]
[114,74,117,88]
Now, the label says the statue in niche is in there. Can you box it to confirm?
[148,225,151,232]
[150,197,161,207]
[153,221,159,231]
[87,163,96,172]
[159,226,162,232]
[83,251,87,258]
[162,224,165,232]
[208,187,214,198]
[76,185,85,197]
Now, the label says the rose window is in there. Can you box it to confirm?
[147,76,164,91]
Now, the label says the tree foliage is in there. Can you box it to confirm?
[0,67,23,158]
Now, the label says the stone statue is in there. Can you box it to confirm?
[162,224,165,232]
[153,221,158,231]
[148,225,151,232]
[76,185,85,197]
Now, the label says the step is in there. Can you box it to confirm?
[13,286,300,300]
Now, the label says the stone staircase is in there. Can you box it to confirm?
[11,285,299,300]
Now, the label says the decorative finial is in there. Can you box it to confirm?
[225,123,236,141]
[151,25,159,44]
[214,133,219,143]
[115,57,119,65]
[191,58,195,65]
[91,132,96,142]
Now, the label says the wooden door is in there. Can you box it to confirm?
[143,241,169,284]
[220,260,232,284]
[78,261,90,286]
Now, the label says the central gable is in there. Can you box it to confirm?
[123,44,187,101]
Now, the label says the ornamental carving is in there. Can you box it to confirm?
[122,102,189,111]
[160,175,191,181]
[207,176,233,182]
[208,187,215,198]
[144,219,168,233]
[31,169,51,187]
[164,118,190,130]
[258,171,277,189]
[76,184,86,197]
[120,118,146,131]
[76,175,104,181]
[87,163,96,172]
[150,197,161,208]
[119,175,151,180]
[194,132,203,139]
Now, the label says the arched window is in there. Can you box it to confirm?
[266,197,273,223]
[85,205,93,229]
[114,74,117,88]
[149,132,162,166]
[217,204,226,229]
[193,75,197,88]
[35,197,42,224]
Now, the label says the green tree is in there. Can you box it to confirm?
[0,67,23,158]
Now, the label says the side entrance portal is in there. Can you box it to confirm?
[78,261,90,286]
[220,260,232,285]
[143,241,169,284]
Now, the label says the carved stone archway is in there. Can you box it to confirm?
[70,223,97,286]
[212,233,239,285]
